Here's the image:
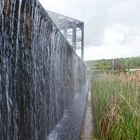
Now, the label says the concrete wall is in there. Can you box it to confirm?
[0,0,86,140]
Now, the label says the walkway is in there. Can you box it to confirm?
[46,83,88,140]
[80,85,93,140]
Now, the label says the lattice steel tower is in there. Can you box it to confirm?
[47,10,84,60]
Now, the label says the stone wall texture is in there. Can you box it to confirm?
[0,0,86,140]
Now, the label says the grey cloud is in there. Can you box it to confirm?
[107,0,140,25]
[85,0,140,46]
[39,0,140,47]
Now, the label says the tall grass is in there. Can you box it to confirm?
[92,71,140,140]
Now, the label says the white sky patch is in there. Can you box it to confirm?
[39,0,79,19]
[78,23,140,60]
[82,44,140,60]
[39,0,65,12]
[104,23,130,45]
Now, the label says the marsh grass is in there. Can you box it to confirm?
[92,71,140,140]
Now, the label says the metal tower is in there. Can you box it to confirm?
[47,10,84,60]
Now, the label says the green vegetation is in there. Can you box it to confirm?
[87,56,140,71]
[87,56,140,140]
[91,72,140,140]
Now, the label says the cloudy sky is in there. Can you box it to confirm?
[39,0,140,60]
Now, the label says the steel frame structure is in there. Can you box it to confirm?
[47,10,84,60]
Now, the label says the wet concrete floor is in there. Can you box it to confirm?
[46,84,88,140]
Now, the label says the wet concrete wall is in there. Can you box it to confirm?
[0,0,86,140]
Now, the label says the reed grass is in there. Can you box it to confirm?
[91,71,140,140]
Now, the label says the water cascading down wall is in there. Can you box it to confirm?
[0,0,86,140]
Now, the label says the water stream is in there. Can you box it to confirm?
[0,0,87,140]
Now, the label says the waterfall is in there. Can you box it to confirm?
[0,0,86,140]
